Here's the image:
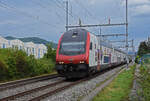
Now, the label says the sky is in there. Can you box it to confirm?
[0,0,149,52]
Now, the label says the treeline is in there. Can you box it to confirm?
[0,44,56,82]
[138,41,150,57]
[135,41,150,63]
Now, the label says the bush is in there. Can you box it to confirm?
[0,48,55,82]
[44,43,56,62]
[0,59,8,81]
[139,63,150,101]
[38,58,55,74]
[6,56,17,79]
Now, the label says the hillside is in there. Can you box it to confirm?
[5,36,57,49]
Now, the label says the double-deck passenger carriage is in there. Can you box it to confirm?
[56,28,128,78]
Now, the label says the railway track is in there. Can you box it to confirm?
[0,79,66,101]
[0,64,126,101]
[0,74,59,91]
[30,64,126,101]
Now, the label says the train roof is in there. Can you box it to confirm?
[62,28,88,42]
[65,28,126,54]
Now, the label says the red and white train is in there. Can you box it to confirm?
[56,28,128,78]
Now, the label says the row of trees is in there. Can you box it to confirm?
[138,41,150,57]
[135,41,150,63]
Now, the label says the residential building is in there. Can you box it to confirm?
[0,36,47,58]
[0,36,9,48]
[36,44,47,58]
[10,39,24,50]
[24,42,36,56]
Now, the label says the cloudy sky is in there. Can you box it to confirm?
[0,0,149,51]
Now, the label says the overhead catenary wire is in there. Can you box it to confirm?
[29,0,64,24]
[53,0,80,21]
[74,0,96,20]
[0,0,58,29]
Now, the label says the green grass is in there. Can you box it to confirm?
[93,65,136,101]
[139,60,150,101]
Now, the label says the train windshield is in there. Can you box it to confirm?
[59,42,85,55]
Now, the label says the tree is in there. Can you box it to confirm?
[138,41,150,57]
[44,43,56,61]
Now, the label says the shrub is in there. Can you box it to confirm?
[6,56,17,79]
[44,43,56,62]
[0,48,55,82]
[0,59,8,81]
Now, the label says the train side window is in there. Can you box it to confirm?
[90,42,92,50]
[104,56,109,63]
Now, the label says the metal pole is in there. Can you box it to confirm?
[126,0,129,68]
[132,40,134,52]
[99,27,102,64]
[99,27,102,49]
[66,1,69,31]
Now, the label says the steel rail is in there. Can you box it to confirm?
[0,74,59,91]
[29,64,126,101]
[0,79,64,101]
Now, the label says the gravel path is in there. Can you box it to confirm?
[42,66,125,101]
[0,77,64,99]
[129,65,144,101]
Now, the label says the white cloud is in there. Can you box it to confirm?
[120,0,150,16]
[87,0,110,5]
[131,4,150,16]
[0,20,19,25]
[129,0,150,5]
[88,0,98,5]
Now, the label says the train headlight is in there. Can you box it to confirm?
[59,62,64,64]
[80,61,85,64]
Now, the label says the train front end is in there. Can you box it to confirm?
[56,29,90,78]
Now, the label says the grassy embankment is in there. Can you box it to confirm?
[139,59,150,101]
[0,48,55,83]
[93,64,136,101]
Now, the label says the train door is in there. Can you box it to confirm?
[89,34,98,67]
[89,34,95,67]
[97,48,100,71]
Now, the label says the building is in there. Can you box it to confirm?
[24,42,36,57]
[10,39,24,50]
[36,44,47,58]
[0,36,9,48]
[0,36,47,58]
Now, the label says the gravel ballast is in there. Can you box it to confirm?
[13,82,71,101]
[0,77,64,99]
[42,66,125,101]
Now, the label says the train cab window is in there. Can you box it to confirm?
[90,42,92,50]
[72,32,78,38]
